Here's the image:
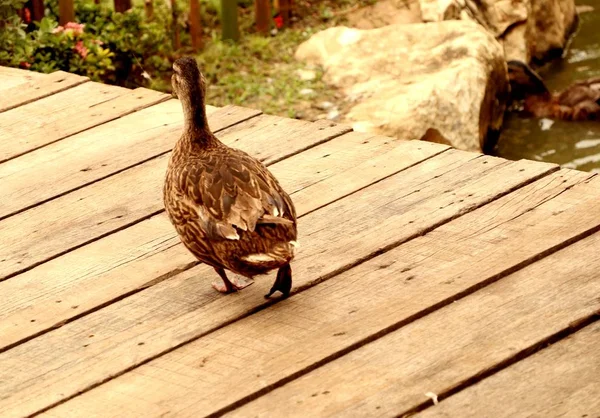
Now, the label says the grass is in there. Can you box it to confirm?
[151,0,377,120]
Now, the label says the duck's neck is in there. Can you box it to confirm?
[180,85,213,144]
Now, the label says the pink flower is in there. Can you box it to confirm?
[74,40,89,59]
[52,25,64,34]
[23,8,31,24]
[64,22,85,35]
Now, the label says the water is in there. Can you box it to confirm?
[495,0,600,172]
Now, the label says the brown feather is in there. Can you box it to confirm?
[164,57,298,286]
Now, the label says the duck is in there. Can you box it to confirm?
[507,60,600,121]
[164,57,298,298]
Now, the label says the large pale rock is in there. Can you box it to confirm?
[295,20,508,153]
[419,0,577,63]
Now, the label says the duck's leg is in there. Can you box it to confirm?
[212,267,253,293]
[265,263,292,299]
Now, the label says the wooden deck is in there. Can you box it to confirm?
[1,66,599,418]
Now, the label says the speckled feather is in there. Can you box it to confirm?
[163,57,298,287]
[165,140,297,276]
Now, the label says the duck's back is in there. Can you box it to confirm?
[164,141,297,276]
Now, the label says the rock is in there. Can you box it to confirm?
[315,101,335,110]
[296,69,317,81]
[418,0,577,64]
[527,0,578,63]
[346,0,423,29]
[299,88,315,96]
[576,5,594,14]
[295,20,509,153]
[327,109,341,121]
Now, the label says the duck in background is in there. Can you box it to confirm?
[507,60,600,121]
[164,57,298,299]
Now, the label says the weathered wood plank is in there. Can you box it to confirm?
[0,102,261,220]
[213,113,352,165]
[0,135,447,351]
[0,67,45,91]
[0,71,88,113]
[220,228,600,418]
[0,84,170,163]
[0,153,556,417]
[0,131,440,280]
[37,169,600,418]
[413,322,600,418]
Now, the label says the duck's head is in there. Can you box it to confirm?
[507,60,550,100]
[172,57,209,132]
[171,56,207,102]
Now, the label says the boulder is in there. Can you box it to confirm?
[419,0,578,63]
[295,20,508,153]
[347,0,423,29]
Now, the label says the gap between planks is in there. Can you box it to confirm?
[412,320,600,418]
[0,153,561,417]
[0,102,261,221]
[0,109,354,281]
[0,104,352,221]
[41,169,600,418]
[0,70,89,113]
[0,135,450,351]
[222,231,600,418]
[0,83,171,164]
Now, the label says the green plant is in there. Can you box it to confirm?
[0,0,32,68]
[26,19,115,79]
[1,0,176,86]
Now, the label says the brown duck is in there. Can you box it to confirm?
[507,60,600,121]
[164,57,298,298]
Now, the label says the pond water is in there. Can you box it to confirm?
[494,0,600,172]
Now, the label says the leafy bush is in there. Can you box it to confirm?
[0,0,32,68]
[0,0,175,87]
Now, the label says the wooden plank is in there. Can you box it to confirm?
[0,154,557,417]
[0,71,88,113]
[0,132,441,281]
[0,135,447,351]
[219,230,600,418]
[413,322,600,418]
[0,83,170,162]
[0,67,45,91]
[214,114,352,165]
[37,168,600,418]
[0,102,262,220]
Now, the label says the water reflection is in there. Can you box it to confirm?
[495,0,600,171]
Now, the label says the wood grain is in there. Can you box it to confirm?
[0,135,446,351]
[221,225,600,418]
[413,322,600,418]
[213,113,353,165]
[0,112,357,280]
[0,67,45,91]
[0,153,556,417]
[37,168,599,418]
[0,71,88,113]
[0,102,260,220]
[0,84,170,162]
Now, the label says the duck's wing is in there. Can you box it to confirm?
[176,149,296,241]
